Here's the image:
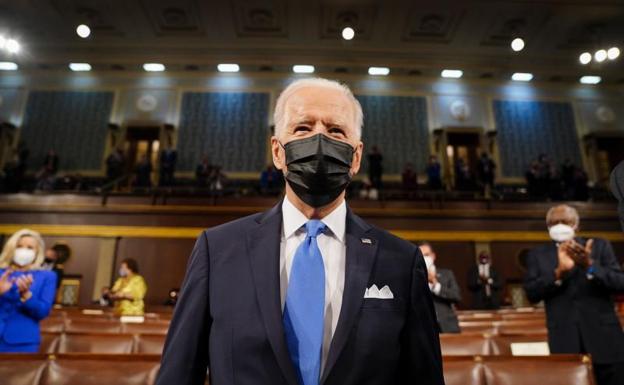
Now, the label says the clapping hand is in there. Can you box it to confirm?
[15,274,34,301]
[0,269,14,295]
[562,239,594,269]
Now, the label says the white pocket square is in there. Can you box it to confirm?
[364,284,394,299]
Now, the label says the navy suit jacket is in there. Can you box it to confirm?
[524,238,624,364]
[0,269,57,346]
[155,203,444,385]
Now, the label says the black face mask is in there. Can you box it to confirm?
[282,134,355,208]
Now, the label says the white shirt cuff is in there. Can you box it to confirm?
[431,282,442,295]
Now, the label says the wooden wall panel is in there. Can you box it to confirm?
[115,237,196,306]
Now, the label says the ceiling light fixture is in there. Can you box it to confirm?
[143,63,165,72]
[341,27,355,41]
[217,63,240,72]
[76,24,91,38]
[511,72,533,81]
[511,37,525,52]
[594,49,607,62]
[0,62,18,71]
[292,65,315,74]
[5,39,19,54]
[368,66,390,76]
[579,75,601,84]
[579,52,592,65]
[441,69,463,78]
[69,63,92,72]
[607,47,620,60]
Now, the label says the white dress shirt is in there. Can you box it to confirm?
[280,196,346,373]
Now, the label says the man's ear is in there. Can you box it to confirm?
[271,136,285,171]
[350,141,364,176]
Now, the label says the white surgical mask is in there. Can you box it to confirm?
[548,223,575,242]
[13,247,36,267]
[423,255,436,271]
[119,268,128,277]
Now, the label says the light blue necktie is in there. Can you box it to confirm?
[283,220,327,385]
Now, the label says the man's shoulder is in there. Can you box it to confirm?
[202,211,266,239]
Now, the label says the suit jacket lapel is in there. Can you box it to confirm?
[321,208,378,384]
[246,203,299,385]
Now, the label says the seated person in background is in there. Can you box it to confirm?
[467,251,502,309]
[524,204,624,385]
[0,229,57,353]
[164,288,179,307]
[419,241,461,333]
[109,258,147,316]
[195,155,212,187]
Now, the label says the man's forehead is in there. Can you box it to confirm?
[285,87,353,116]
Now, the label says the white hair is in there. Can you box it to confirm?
[546,204,580,227]
[273,77,363,139]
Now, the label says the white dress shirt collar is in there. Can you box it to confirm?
[282,196,346,243]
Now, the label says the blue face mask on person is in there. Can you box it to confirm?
[119,267,128,277]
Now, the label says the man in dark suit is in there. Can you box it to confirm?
[418,242,461,333]
[524,204,624,385]
[467,251,503,310]
[155,78,444,385]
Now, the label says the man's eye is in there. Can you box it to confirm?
[329,127,345,136]
[294,126,311,133]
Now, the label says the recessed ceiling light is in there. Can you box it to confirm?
[607,47,620,60]
[76,24,91,38]
[341,27,355,41]
[0,62,18,71]
[5,39,19,54]
[579,75,601,84]
[143,63,165,72]
[594,49,607,62]
[511,37,525,52]
[579,52,592,65]
[69,63,92,72]
[511,72,533,81]
[292,65,315,74]
[217,63,240,72]
[368,66,390,76]
[441,69,463,78]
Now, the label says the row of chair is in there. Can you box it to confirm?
[41,318,170,335]
[441,333,549,356]
[39,331,547,357]
[0,353,594,385]
[40,333,166,355]
[458,319,547,335]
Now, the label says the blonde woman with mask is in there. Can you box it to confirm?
[0,229,57,352]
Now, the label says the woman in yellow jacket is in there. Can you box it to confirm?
[110,258,147,316]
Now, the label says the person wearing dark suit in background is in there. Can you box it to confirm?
[524,204,624,385]
[155,78,444,385]
[419,241,461,333]
[0,229,57,353]
[367,145,383,190]
[426,155,443,190]
[467,251,502,310]
[159,145,177,187]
